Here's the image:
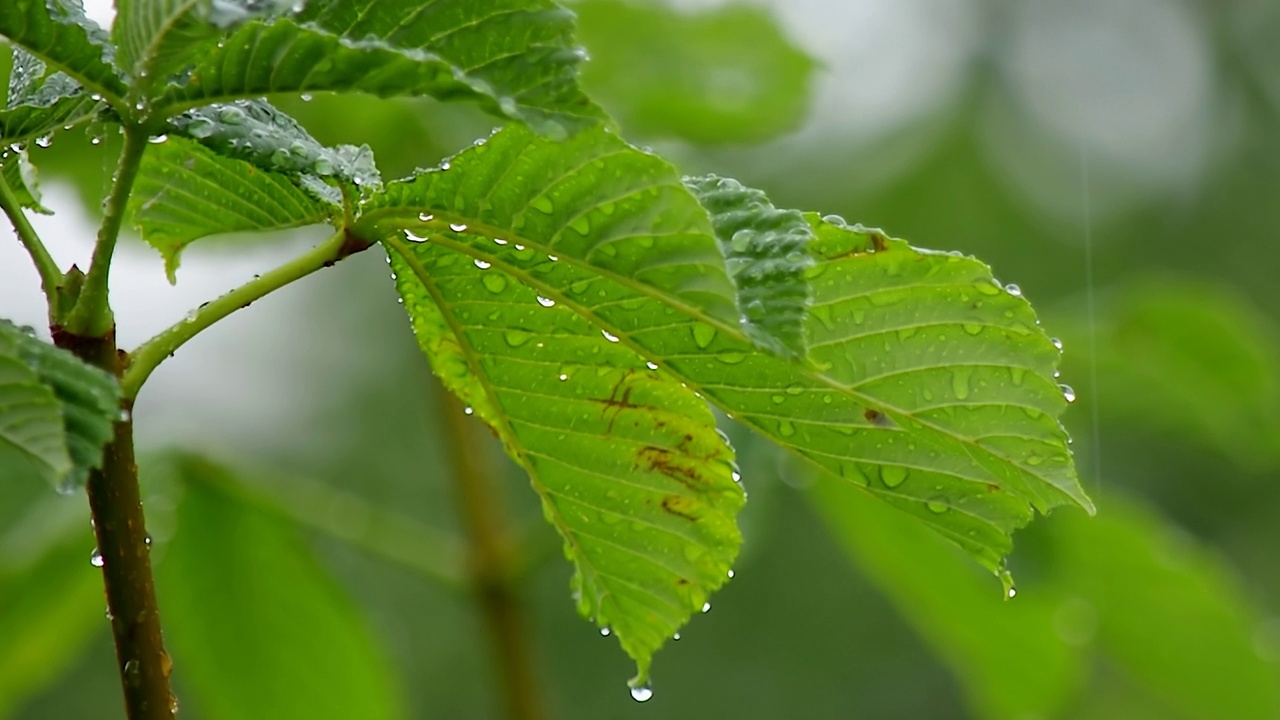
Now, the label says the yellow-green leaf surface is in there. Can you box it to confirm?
[357,125,1091,581]
[386,230,744,687]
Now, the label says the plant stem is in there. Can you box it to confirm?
[0,166,61,320]
[122,229,368,401]
[437,389,548,720]
[65,126,149,336]
[51,327,174,720]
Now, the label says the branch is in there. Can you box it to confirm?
[51,328,175,720]
[436,387,548,720]
[63,126,149,336]
[122,229,367,400]
[0,164,61,319]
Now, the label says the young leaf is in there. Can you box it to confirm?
[0,48,100,145]
[356,124,1091,576]
[0,321,120,491]
[1,147,52,214]
[153,0,604,134]
[0,0,126,102]
[130,134,336,280]
[0,324,73,489]
[573,0,816,144]
[155,454,402,720]
[386,233,744,687]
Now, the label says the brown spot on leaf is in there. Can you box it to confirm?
[636,446,706,492]
[661,495,699,522]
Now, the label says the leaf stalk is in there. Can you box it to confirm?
[0,164,61,320]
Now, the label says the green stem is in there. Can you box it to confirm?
[0,165,61,320]
[122,229,367,401]
[437,387,548,720]
[65,126,149,336]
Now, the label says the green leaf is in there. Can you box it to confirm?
[155,454,402,720]
[0,497,102,719]
[0,324,73,488]
[573,0,816,144]
[0,0,127,101]
[386,233,744,688]
[0,48,100,145]
[809,473,1084,719]
[1059,277,1280,470]
[0,320,120,491]
[112,0,284,94]
[684,175,812,358]
[153,0,604,134]
[130,133,336,280]
[1052,494,1280,718]
[356,124,1091,576]
[2,147,52,214]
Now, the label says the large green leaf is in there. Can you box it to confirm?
[356,124,1091,579]
[387,228,744,688]
[150,0,603,134]
[809,473,1083,719]
[573,0,815,144]
[0,497,102,719]
[0,47,100,145]
[0,0,126,101]
[112,0,284,95]
[155,454,402,720]
[812,475,1280,719]
[1057,277,1280,470]
[130,132,336,280]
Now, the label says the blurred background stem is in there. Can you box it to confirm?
[437,385,548,720]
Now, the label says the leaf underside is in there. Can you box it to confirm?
[0,0,126,101]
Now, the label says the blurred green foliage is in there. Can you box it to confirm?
[3,0,1280,718]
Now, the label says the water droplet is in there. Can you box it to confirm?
[630,685,654,703]
[646,362,659,370]
[962,323,982,336]
[1060,384,1076,403]
[727,569,735,579]
[1051,337,1064,351]
[926,499,949,514]
[951,368,972,400]
[672,632,681,640]
[691,323,716,349]
[601,330,620,343]
[701,602,712,613]
[531,196,554,213]
[558,374,569,381]
[404,230,428,244]
[548,255,559,262]
[90,548,104,567]
[482,274,507,293]
[474,259,492,270]
[148,134,168,144]
[1005,283,1022,297]
[312,157,334,175]
[731,471,741,483]
[35,135,52,148]
[464,406,474,415]
[778,421,796,437]
[449,222,468,232]
[218,106,245,124]
[119,409,132,422]
[503,330,532,347]
[493,237,508,245]
[440,161,451,170]
[881,465,908,488]
[822,214,846,226]
[600,626,611,636]
[536,296,555,308]
[1007,587,1017,599]
[418,213,434,222]
[300,93,313,101]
